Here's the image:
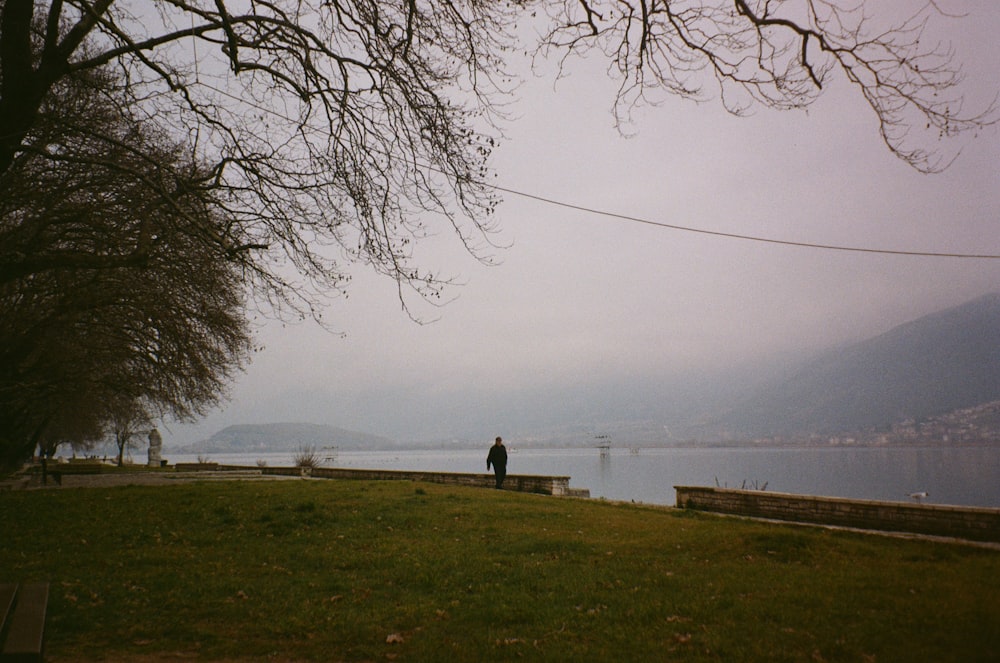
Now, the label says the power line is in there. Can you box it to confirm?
[490,184,1000,260]
[190,80,1000,260]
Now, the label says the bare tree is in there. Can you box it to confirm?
[0,64,252,472]
[535,0,995,172]
[1,2,991,318]
[0,0,519,317]
[106,399,152,466]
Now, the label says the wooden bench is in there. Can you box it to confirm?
[0,583,49,662]
[43,463,102,486]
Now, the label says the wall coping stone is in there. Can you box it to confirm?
[675,485,1000,542]
[213,464,587,496]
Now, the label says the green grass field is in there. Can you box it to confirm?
[2,478,998,661]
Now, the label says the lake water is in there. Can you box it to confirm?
[165,445,1000,509]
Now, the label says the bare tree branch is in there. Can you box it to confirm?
[536,0,996,171]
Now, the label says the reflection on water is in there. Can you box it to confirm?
[167,446,1000,508]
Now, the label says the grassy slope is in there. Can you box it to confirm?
[1,479,998,662]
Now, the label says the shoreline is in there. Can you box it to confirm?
[162,440,1000,457]
[7,467,1000,550]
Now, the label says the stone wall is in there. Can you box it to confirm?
[674,486,1000,542]
[174,462,221,472]
[231,465,586,496]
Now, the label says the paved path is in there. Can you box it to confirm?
[2,468,294,490]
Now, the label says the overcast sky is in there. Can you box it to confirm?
[166,2,1000,447]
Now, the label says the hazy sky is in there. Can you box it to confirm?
[167,3,1000,447]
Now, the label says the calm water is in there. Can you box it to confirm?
[166,445,1000,508]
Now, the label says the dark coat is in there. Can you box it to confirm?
[487,444,507,470]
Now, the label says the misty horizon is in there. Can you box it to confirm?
[166,6,1000,448]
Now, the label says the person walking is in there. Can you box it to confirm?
[486,436,508,489]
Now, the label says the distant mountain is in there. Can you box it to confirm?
[173,422,394,453]
[704,293,1000,438]
[170,296,999,450]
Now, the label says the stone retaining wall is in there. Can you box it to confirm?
[174,462,221,472]
[675,486,1000,542]
[215,465,587,496]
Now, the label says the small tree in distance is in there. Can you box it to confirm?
[107,399,152,467]
[293,446,322,471]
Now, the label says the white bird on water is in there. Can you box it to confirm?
[908,491,929,502]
